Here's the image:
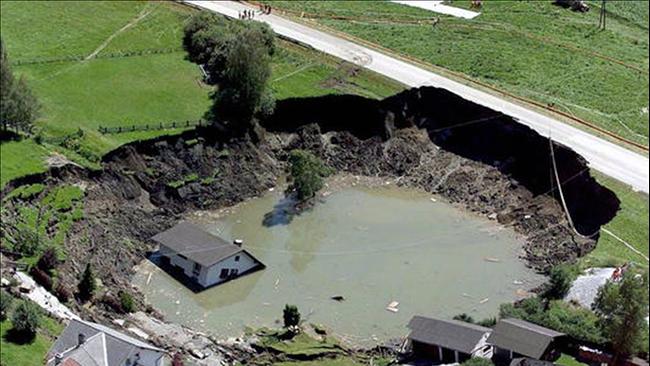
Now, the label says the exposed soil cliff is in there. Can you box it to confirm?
[1,86,619,347]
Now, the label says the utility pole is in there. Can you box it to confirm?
[599,0,607,30]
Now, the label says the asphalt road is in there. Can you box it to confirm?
[186,0,649,193]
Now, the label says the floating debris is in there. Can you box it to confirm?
[331,295,345,302]
[479,298,489,304]
[386,301,399,313]
[484,257,501,263]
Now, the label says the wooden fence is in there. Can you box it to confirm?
[98,119,208,134]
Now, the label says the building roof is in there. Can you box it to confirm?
[152,221,246,267]
[407,316,492,354]
[46,319,164,366]
[487,318,565,359]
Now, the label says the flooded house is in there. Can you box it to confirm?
[405,315,493,363]
[152,222,264,289]
[488,318,566,362]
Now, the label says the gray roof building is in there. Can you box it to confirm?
[46,319,164,366]
[407,316,492,355]
[488,318,565,360]
[152,221,248,267]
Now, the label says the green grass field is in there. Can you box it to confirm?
[271,1,649,147]
[0,315,63,366]
[0,1,404,187]
[581,173,649,268]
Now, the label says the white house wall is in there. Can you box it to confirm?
[471,332,494,359]
[199,251,258,287]
[159,244,199,279]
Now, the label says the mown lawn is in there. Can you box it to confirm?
[271,1,649,146]
[0,1,404,187]
[0,317,64,366]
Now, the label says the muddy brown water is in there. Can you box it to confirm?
[133,185,544,346]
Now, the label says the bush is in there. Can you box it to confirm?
[101,294,123,313]
[119,291,136,314]
[77,263,96,302]
[542,301,606,344]
[283,304,301,328]
[37,247,60,274]
[13,226,42,257]
[0,290,13,321]
[453,313,475,324]
[288,150,334,200]
[54,283,71,303]
[30,267,53,291]
[11,300,41,339]
[461,358,494,366]
[499,297,544,322]
[544,264,577,300]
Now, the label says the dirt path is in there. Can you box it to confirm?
[85,5,153,61]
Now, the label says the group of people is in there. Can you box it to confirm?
[238,4,271,20]
[239,9,256,20]
[259,3,272,15]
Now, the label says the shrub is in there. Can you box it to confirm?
[461,358,494,366]
[54,283,71,303]
[453,313,475,324]
[119,291,136,313]
[30,267,53,291]
[0,290,13,321]
[288,150,334,200]
[283,304,301,328]
[77,263,96,302]
[101,294,123,313]
[11,300,41,339]
[542,301,606,344]
[37,247,60,274]
[13,226,42,257]
[544,264,578,300]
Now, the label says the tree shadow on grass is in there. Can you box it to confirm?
[3,328,36,345]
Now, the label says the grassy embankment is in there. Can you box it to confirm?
[0,300,64,366]
[0,1,404,187]
[270,0,649,269]
[271,1,649,147]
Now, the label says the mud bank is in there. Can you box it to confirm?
[0,86,619,356]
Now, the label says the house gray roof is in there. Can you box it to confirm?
[407,316,492,354]
[152,221,246,267]
[46,319,164,366]
[487,318,565,359]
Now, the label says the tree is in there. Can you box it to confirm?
[78,263,97,302]
[283,304,301,328]
[593,271,649,362]
[0,38,39,133]
[0,290,13,321]
[288,150,334,200]
[11,300,41,339]
[544,264,576,300]
[119,291,136,313]
[542,300,606,344]
[206,27,274,135]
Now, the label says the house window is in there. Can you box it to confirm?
[192,262,201,276]
[178,254,188,260]
[235,255,240,262]
[220,268,229,279]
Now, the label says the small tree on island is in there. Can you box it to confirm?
[78,263,97,302]
[11,300,41,340]
[593,271,649,363]
[283,304,301,328]
[288,150,334,200]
